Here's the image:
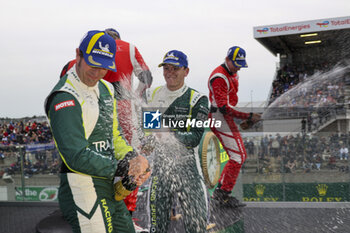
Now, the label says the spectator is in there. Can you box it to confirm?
[49,159,60,175]
[301,157,312,173]
[301,117,306,133]
[339,145,349,160]
[327,155,337,169]
[257,158,271,174]
[260,135,269,159]
[23,161,35,178]
[311,111,319,130]
[284,157,296,173]
[313,154,322,170]
[307,114,312,132]
[0,150,4,164]
[270,136,280,158]
[246,139,255,157]
[33,160,48,174]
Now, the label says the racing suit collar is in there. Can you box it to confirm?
[222,62,233,76]
[165,84,188,96]
[71,64,100,92]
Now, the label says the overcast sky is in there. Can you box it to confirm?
[0,0,349,118]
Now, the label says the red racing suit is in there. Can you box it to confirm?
[208,63,250,192]
[103,40,152,212]
[103,39,151,144]
[60,40,151,212]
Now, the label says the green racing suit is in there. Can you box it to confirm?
[44,65,135,233]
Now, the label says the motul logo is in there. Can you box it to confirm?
[55,100,75,111]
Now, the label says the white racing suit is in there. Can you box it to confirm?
[147,85,209,233]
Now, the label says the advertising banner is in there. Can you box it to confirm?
[15,186,58,201]
[244,183,350,202]
[244,183,283,202]
[25,142,55,153]
[254,16,350,38]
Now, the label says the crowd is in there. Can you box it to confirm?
[0,119,58,178]
[263,62,349,135]
[1,119,52,145]
[269,62,346,108]
[243,133,350,174]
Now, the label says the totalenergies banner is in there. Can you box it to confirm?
[254,16,350,38]
[244,183,349,202]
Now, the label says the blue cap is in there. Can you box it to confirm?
[158,50,188,68]
[227,46,248,68]
[79,30,117,72]
[105,28,121,39]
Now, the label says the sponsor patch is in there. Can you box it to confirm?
[55,100,75,111]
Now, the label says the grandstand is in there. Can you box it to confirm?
[254,16,350,134]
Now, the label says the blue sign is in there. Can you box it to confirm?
[25,142,55,152]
